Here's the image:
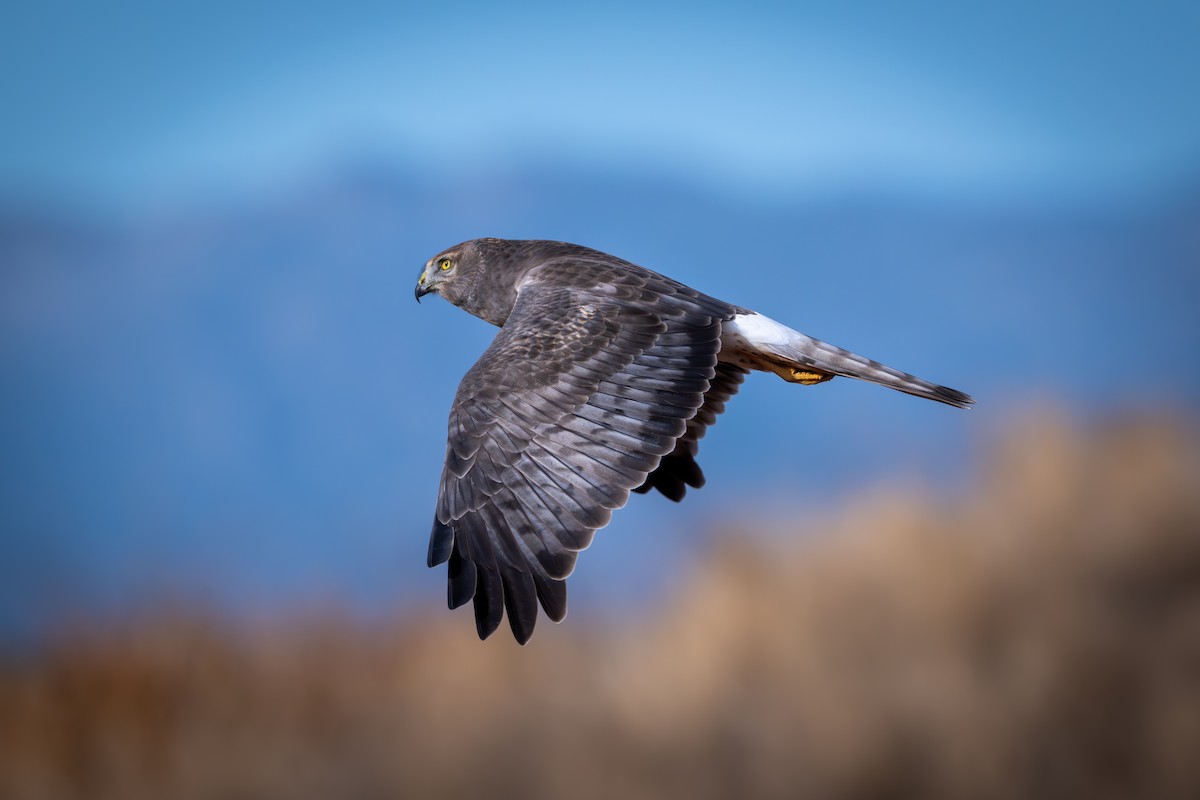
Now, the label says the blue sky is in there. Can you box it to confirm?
[3,1,1198,205]
[2,2,1199,643]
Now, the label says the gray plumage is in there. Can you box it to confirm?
[415,238,973,643]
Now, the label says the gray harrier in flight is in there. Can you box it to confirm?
[415,239,972,643]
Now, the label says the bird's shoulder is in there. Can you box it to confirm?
[513,246,739,321]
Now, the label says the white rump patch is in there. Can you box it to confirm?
[723,312,797,348]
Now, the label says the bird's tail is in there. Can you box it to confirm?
[723,312,974,409]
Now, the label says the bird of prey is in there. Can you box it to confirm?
[415,238,972,643]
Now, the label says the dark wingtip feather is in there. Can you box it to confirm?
[502,567,539,645]
[533,572,568,623]
[473,567,504,640]
[633,455,707,502]
[427,518,454,567]
[658,475,687,502]
[678,457,706,488]
[447,549,477,609]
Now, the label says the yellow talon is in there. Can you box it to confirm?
[756,356,835,386]
[790,368,833,385]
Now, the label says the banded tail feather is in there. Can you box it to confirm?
[721,312,974,409]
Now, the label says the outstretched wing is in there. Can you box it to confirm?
[427,261,734,643]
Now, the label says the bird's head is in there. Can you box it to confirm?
[415,241,480,307]
[416,239,535,326]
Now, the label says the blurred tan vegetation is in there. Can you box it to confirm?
[2,410,1199,800]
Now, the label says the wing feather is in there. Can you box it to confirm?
[532,571,567,622]
[473,566,505,639]
[501,566,539,644]
[447,548,477,608]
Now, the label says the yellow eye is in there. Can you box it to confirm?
[439,258,452,271]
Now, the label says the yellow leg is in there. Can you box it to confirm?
[788,367,834,385]
[758,358,834,385]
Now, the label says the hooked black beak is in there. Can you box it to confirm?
[415,272,432,302]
